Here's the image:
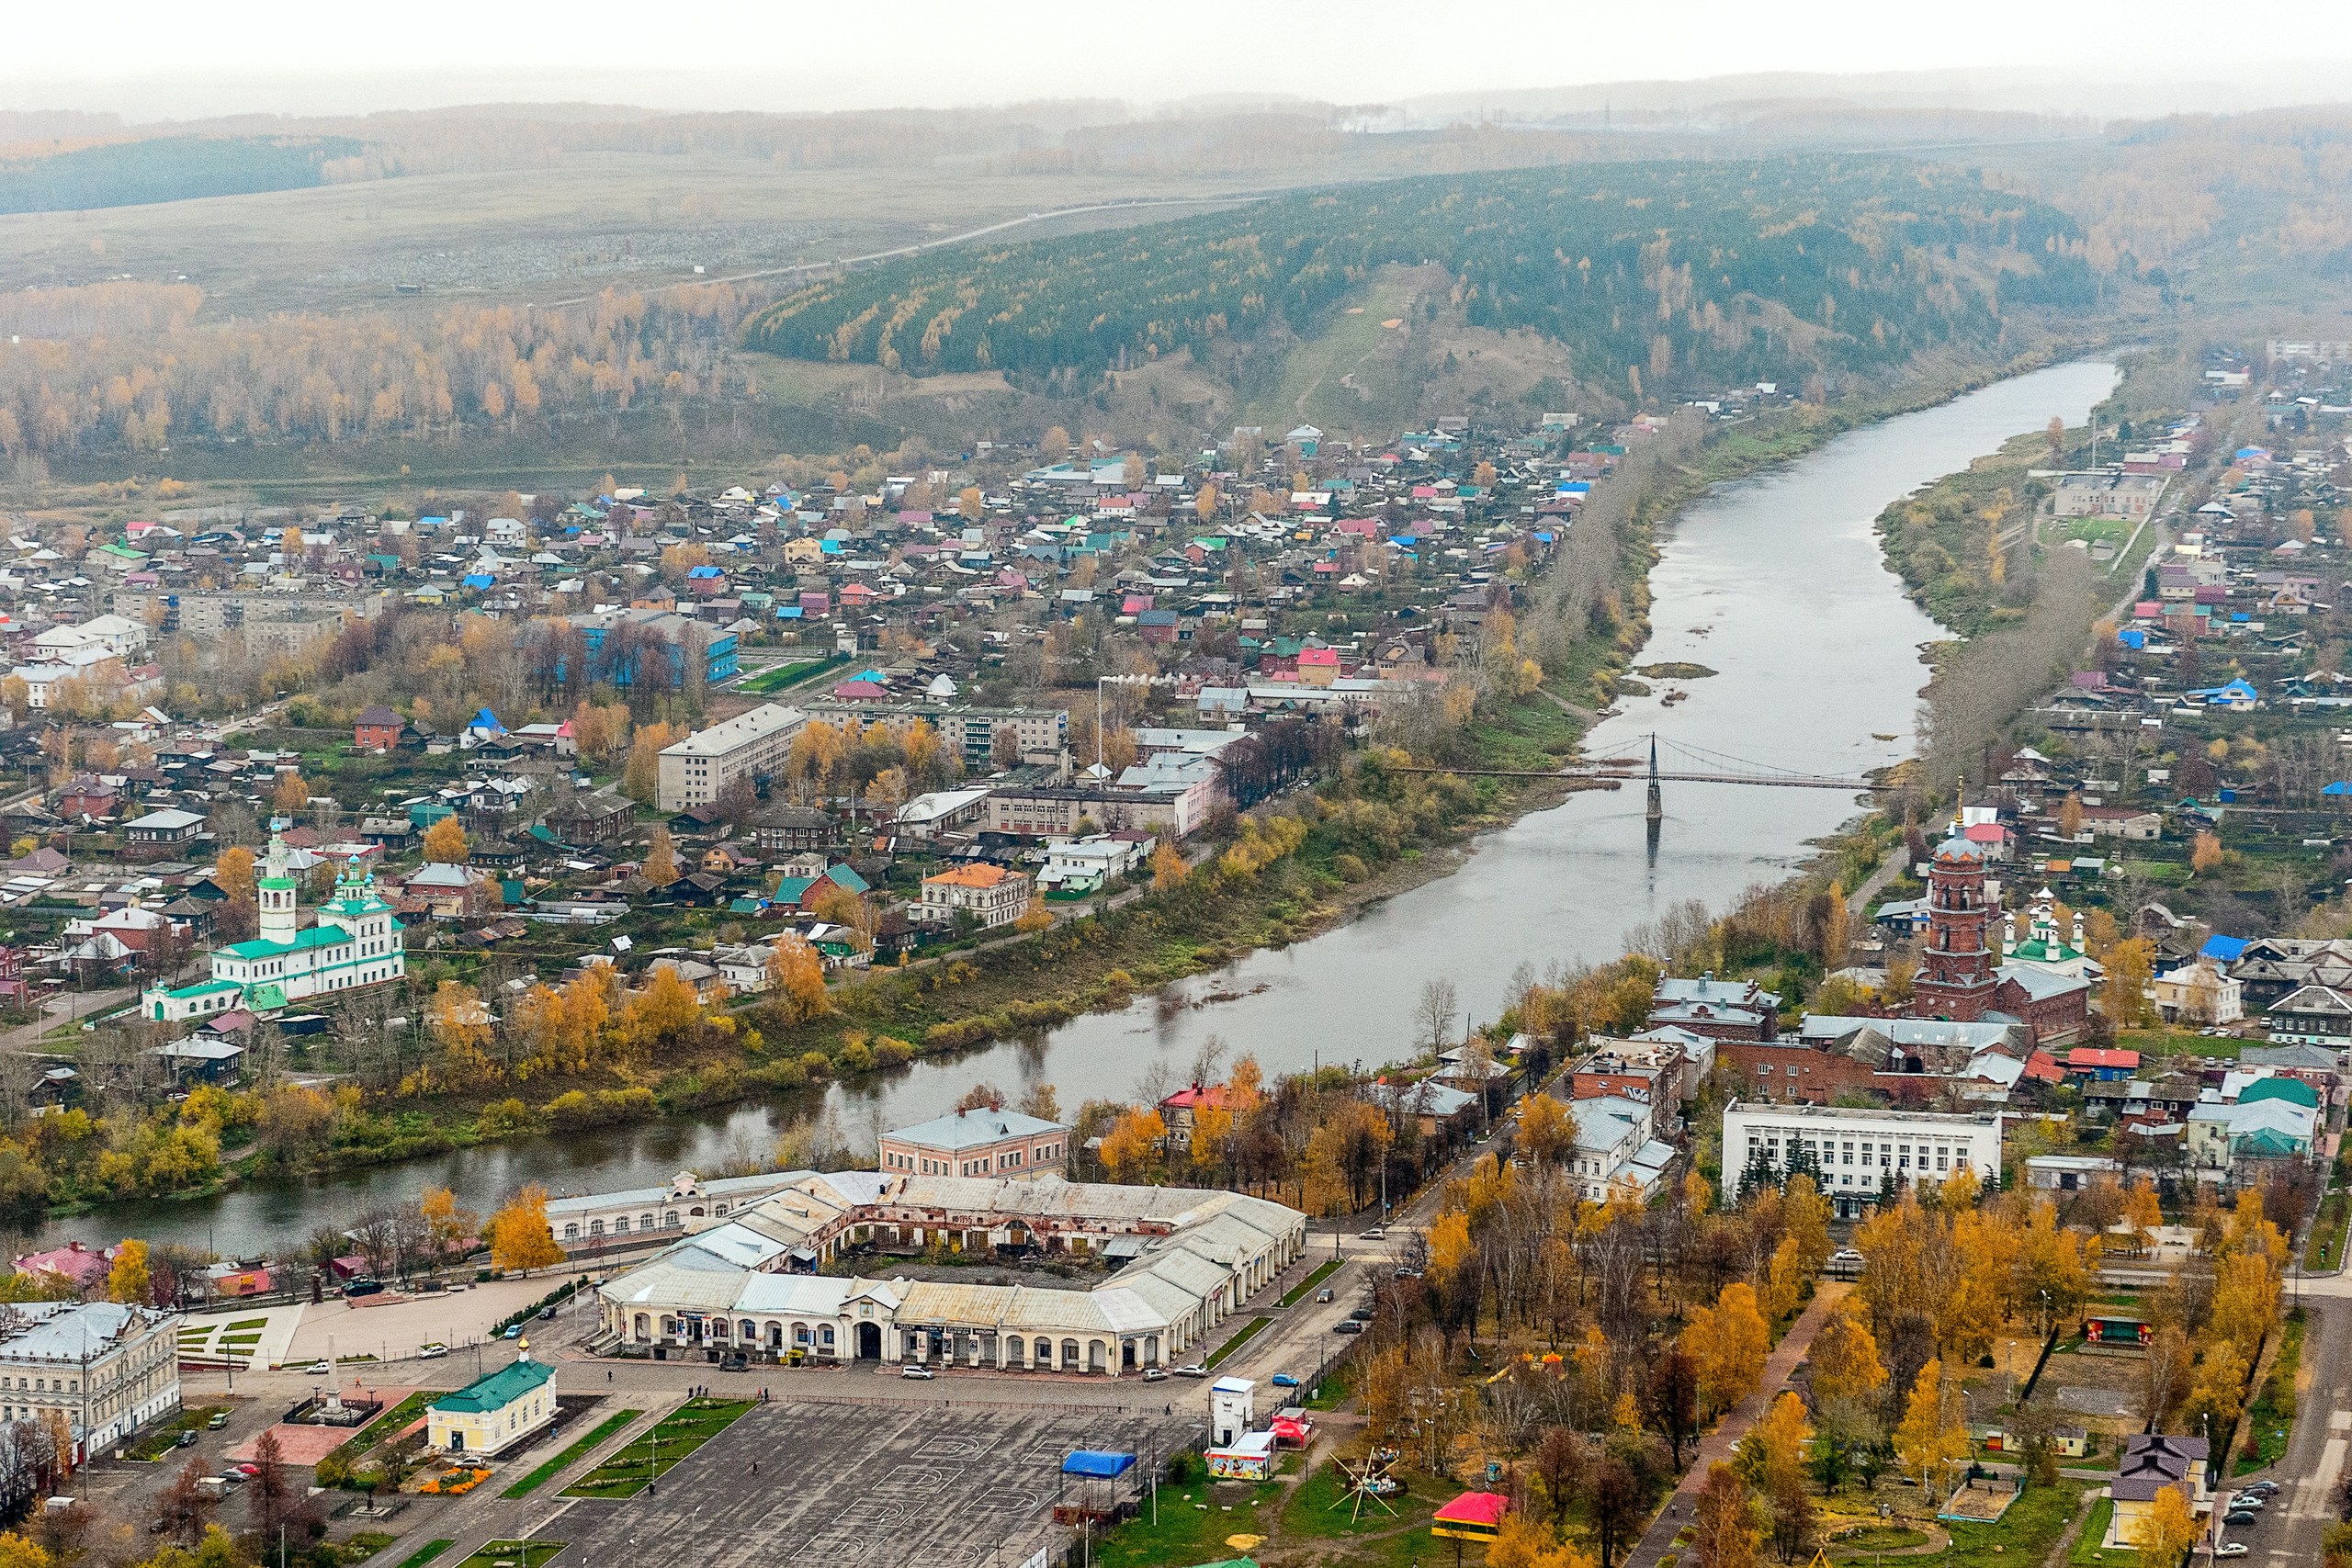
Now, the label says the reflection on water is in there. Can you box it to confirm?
[68,361,2117,1258]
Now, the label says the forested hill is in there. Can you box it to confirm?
[742,158,2099,395]
[0,135,365,215]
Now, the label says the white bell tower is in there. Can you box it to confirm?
[258,834,299,945]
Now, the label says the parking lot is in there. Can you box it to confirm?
[545,1397,1193,1567]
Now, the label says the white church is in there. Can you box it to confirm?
[142,837,406,1022]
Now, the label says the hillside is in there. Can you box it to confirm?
[742,157,2100,399]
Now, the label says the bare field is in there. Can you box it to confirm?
[0,157,1279,318]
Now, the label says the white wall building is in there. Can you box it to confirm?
[1722,1101,2005,1216]
[0,1301,181,1462]
[657,703,807,812]
[141,838,405,1022]
[596,1169,1305,1375]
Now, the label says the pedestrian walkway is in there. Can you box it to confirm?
[1630,1282,1849,1568]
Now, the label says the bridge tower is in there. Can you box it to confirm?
[1645,733,1663,825]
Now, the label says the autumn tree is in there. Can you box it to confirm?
[421,815,468,863]
[107,1238,150,1304]
[1150,841,1190,894]
[1894,1359,1970,1502]
[616,967,703,1056]
[2104,938,2156,1030]
[1808,1301,1888,1406]
[2131,1485,2199,1566]
[2058,793,2085,839]
[1682,1281,1770,1416]
[1689,1461,1759,1568]
[1013,893,1054,934]
[763,934,829,1023]
[2190,829,2223,875]
[1100,1109,1165,1181]
[642,828,680,887]
[272,772,310,814]
[487,1182,563,1274]
[424,981,496,1087]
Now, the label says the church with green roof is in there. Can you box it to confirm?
[142,835,406,1023]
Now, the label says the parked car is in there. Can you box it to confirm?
[304,1361,332,1376]
[1348,1308,1374,1324]
[175,1431,198,1448]
[2233,1495,2267,1511]
[1830,1249,1864,1267]
[1334,1320,1365,1335]
[220,1470,249,1486]
[500,1325,522,1339]
[1142,1368,1168,1382]
[537,1305,557,1320]
[1174,1364,1208,1378]
[2215,1544,2249,1558]
[417,1343,449,1359]
[2223,1512,2257,1528]
[1358,1229,1385,1241]
[721,1353,748,1372]
[2240,1481,2278,1496]
[1271,1372,1301,1388]
[205,1412,230,1430]
[900,1365,934,1381]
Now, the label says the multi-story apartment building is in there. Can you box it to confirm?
[656,703,807,812]
[803,699,1065,769]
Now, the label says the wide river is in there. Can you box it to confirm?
[65,361,2118,1259]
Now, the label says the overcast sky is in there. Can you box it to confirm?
[11,0,2352,119]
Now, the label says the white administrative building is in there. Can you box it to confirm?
[657,703,807,811]
[595,1169,1305,1374]
[1721,1100,2005,1217]
[0,1301,181,1462]
[142,837,405,1022]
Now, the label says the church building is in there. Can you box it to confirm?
[142,837,406,1022]
[1910,831,2091,1047]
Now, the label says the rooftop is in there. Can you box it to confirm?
[428,1354,554,1413]
[886,1108,1067,1152]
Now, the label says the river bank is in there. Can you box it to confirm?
[47,357,2121,1257]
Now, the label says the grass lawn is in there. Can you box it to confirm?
[2118,1028,2243,1062]
[2306,1190,2348,1271]
[502,1410,641,1498]
[1204,1318,1272,1371]
[1939,1483,2086,1568]
[1278,1259,1343,1308]
[453,1542,565,1568]
[1092,1460,1296,1568]
[738,657,837,694]
[125,1404,231,1461]
[2238,1311,2306,1474]
[344,1391,440,1456]
[2069,1500,2132,1566]
[392,1545,454,1568]
[560,1398,752,1499]
[1272,1458,1449,1565]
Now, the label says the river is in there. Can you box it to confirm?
[60,360,2119,1259]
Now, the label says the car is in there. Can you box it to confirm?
[220,1471,249,1485]
[2222,1512,2257,1528]
[176,1431,198,1448]
[304,1361,332,1375]
[1315,1288,1334,1303]
[1333,1320,1365,1335]
[1143,1368,1168,1382]
[236,1463,259,1476]
[2233,1495,2267,1511]
[1358,1229,1385,1241]
[1394,1268,1423,1280]
[1830,1249,1864,1266]
[1348,1308,1374,1323]
[205,1413,230,1430]
[417,1343,449,1359]
[900,1365,934,1380]
[537,1305,557,1320]
[2240,1481,2278,1495]
[1271,1373,1301,1388]
[2215,1544,2249,1558]
[1174,1363,1208,1378]
[500,1325,523,1339]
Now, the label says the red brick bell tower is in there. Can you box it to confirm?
[1911,838,1998,1021]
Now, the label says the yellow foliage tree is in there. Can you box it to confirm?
[2130,1484,2200,1565]
[2191,830,2223,875]
[764,934,829,1023]
[107,1238,150,1304]
[421,815,468,863]
[487,1183,564,1274]
[1150,841,1190,894]
[2104,938,2157,1029]
[426,981,496,1085]
[1894,1359,1971,1501]
[273,772,310,813]
[1682,1281,1770,1416]
[1012,894,1053,934]
[616,967,703,1055]
[1808,1302,1888,1405]
[643,827,680,887]
[1100,1109,1165,1182]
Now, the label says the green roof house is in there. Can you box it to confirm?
[426,1349,555,1456]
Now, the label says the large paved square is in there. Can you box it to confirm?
[544,1398,1190,1566]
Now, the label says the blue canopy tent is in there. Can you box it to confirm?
[1057,1450,1140,1531]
